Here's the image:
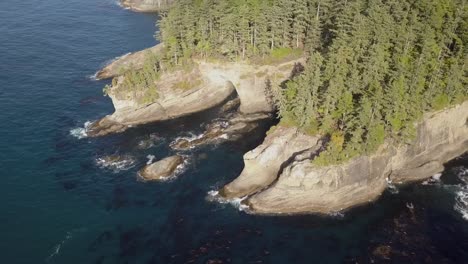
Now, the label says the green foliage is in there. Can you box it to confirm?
[106,0,466,167]
[158,0,319,62]
[171,78,204,91]
[272,0,468,166]
[432,94,450,110]
[110,51,162,105]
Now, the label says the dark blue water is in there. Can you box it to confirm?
[1,0,468,263]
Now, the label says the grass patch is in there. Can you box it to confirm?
[252,48,303,65]
[171,78,204,91]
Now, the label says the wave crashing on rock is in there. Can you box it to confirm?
[69,121,92,139]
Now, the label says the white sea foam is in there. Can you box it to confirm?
[454,168,468,221]
[160,156,190,181]
[115,0,130,9]
[95,155,136,173]
[455,188,468,220]
[206,190,249,212]
[422,173,443,185]
[146,155,156,165]
[328,211,345,219]
[386,177,399,194]
[137,134,163,150]
[69,121,92,139]
[87,72,99,81]
[170,132,205,150]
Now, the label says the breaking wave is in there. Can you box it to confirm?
[386,177,399,194]
[146,155,156,165]
[206,190,249,212]
[422,173,442,185]
[95,155,136,173]
[328,211,345,219]
[69,121,92,139]
[87,72,98,81]
[170,132,205,150]
[454,168,468,221]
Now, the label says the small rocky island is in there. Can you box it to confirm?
[91,0,468,215]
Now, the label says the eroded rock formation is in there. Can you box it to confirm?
[221,101,468,215]
[89,45,303,137]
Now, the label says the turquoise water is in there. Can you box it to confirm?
[1,0,467,263]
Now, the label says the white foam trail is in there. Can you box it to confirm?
[69,121,92,139]
[206,190,249,212]
[46,229,82,262]
[95,155,136,173]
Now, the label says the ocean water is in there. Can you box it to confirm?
[1,0,467,263]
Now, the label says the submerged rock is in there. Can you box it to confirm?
[139,155,183,181]
[170,113,272,151]
[86,117,127,137]
[222,101,468,215]
[219,98,241,114]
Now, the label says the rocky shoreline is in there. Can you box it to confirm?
[88,44,303,137]
[92,3,468,216]
[221,101,468,215]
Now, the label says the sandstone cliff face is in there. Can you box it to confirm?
[120,0,174,12]
[197,59,305,115]
[221,126,321,199]
[222,101,468,215]
[88,62,235,137]
[90,46,303,136]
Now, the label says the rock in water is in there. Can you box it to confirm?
[139,155,183,181]
[219,98,241,114]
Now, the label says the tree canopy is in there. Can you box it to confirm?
[147,0,467,165]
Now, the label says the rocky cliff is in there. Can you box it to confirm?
[96,44,164,80]
[120,0,175,12]
[89,45,304,136]
[221,101,468,215]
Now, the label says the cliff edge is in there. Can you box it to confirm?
[120,0,174,12]
[89,45,304,136]
[221,101,468,215]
